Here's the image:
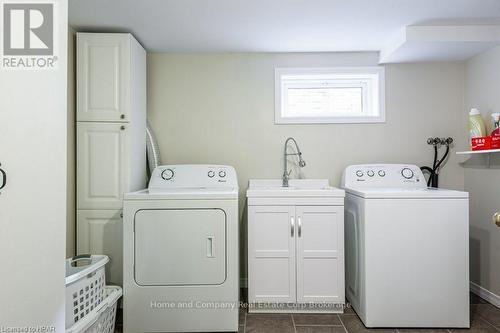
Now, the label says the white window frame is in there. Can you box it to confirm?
[275,67,386,124]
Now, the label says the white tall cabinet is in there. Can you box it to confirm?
[247,180,345,313]
[76,33,147,285]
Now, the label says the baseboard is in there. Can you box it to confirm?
[470,281,500,308]
[240,278,248,288]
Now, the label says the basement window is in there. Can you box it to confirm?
[275,67,385,124]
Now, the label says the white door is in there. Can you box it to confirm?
[0,2,68,328]
[296,206,344,303]
[77,122,128,210]
[77,210,123,285]
[134,209,226,286]
[248,206,296,303]
[77,34,130,122]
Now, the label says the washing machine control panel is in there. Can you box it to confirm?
[341,164,425,189]
[149,164,238,191]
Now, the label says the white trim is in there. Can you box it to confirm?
[470,281,500,308]
[274,66,386,124]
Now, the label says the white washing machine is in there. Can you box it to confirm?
[123,165,239,333]
[341,164,469,328]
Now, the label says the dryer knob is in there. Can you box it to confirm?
[219,170,227,178]
[367,170,375,177]
[161,168,174,180]
[356,170,364,177]
[208,170,215,178]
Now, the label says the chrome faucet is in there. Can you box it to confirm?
[283,137,306,187]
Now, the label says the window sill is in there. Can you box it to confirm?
[274,116,386,124]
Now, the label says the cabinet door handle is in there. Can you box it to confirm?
[298,216,302,237]
[290,216,295,237]
[493,212,500,227]
[0,165,6,190]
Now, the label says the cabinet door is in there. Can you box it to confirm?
[248,206,296,303]
[77,34,130,122]
[77,122,128,210]
[77,210,123,285]
[296,206,344,303]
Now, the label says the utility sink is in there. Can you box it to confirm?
[247,179,345,198]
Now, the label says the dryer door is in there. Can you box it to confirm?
[134,209,226,286]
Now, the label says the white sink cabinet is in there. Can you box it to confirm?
[247,179,345,313]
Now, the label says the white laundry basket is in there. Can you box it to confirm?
[66,286,122,333]
[65,255,109,328]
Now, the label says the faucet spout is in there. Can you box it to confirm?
[283,137,306,187]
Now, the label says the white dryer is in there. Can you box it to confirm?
[123,165,239,333]
[341,164,469,328]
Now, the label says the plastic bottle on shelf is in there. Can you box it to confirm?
[491,113,500,149]
[491,113,500,131]
[469,108,486,144]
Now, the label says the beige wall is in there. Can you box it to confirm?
[464,46,500,296]
[147,52,466,280]
[67,26,76,258]
[148,53,465,194]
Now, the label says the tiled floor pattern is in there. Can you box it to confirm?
[115,293,500,333]
[238,293,500,333]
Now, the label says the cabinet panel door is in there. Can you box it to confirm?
[77,210,123,285]
[77,122,128,210]
[296,206,344,303]
[77,34,130,122]
[248,206,296,303]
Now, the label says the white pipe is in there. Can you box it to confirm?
[146,121,161,176]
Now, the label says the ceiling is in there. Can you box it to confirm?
[69,0,500,53]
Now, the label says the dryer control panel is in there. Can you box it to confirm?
[149,164,238,191]
[341,164,426,189]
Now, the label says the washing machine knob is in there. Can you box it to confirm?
[401,168,414,179]
[161,168,174,180]
[367,170,375,177]
[219,170,227,178]
[207,170,215,178]
[378,170,386,177]
[356,170,364,177]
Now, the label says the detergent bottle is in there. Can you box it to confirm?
[469,108,486,145]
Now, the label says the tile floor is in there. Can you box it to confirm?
[115,292,500,333]
[238,293,500,333]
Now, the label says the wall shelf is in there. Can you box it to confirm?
[456,149,500,155]
[456,149,500,168]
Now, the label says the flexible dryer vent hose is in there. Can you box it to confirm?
[146,121,161,176]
